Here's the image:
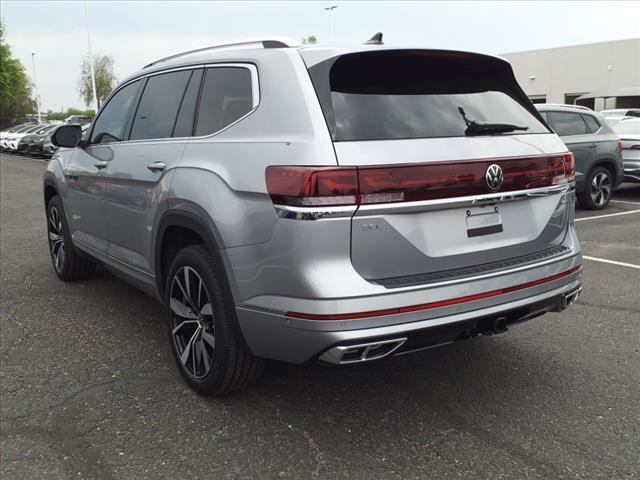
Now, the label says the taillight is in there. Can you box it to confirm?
[561,152,575,183]
[265,166,358,206]
[266,153,575,208]
[617,140,623,155]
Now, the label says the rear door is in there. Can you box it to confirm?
[101,68,200,273]
[305,50,573,284]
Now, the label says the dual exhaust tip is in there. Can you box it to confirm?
[318,338,407,365]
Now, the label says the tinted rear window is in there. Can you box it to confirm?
[195,67,253,136]
[130,70,191,140]
[583,114,600,133]
[548,112,587,136]
[307,51,548,141]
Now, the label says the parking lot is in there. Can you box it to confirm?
[1,152,638,479]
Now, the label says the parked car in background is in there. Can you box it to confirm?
[45,39,582,396]
[601,109,640,127]
[3,124,46,153]
[1,124,35,150]
[601,109,640,119]
[536,104,623,209]
[17,124,56,155]
[65,115,93,125]
[40,124,90,158]
[613,118,640,183]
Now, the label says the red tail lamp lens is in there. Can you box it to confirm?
[561,152,575,183]
[265,166,358,207]
[266,153,575,208]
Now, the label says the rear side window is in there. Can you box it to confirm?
[195,67,253,136]
[582,114,600,133]
[91,80,141,143]
[548,112,587,136]
[307,51,549,141]
[130,70,191,140]
[173,69,203,137]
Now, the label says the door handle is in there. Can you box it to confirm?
[94,161,109,169]
[147,161,166,172]
[588,143,598,148]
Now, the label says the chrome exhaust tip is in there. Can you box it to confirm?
[561,286,582,309]
[318,337,408,365]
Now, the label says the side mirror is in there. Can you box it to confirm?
[51,125,83,148]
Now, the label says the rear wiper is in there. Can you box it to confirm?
[458,107,529,136]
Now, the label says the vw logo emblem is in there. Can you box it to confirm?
[485,164,503,190]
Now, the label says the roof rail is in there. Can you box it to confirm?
[540,103,593,111]
[143,37,301,69]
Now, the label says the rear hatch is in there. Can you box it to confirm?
[303,49,574,286]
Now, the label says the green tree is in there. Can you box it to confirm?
[77,54,117,109]
[0,20,36,128]
[46,107,95,121]
[301,35,318,45]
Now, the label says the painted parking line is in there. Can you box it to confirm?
[610,200,640,206]
[575,209,640,222]
[583,255,640,270]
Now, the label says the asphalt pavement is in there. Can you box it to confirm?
[1,153,639,479]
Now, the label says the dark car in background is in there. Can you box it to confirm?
[17,124,57,155]
[536,104,623,210]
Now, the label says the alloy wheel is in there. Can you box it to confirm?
[48,206,65,273]
[590,171,611,207]
[169,266,215,379]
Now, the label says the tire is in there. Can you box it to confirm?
[165,244,264,396]
[46,196,96,281]
[577,166,613,210]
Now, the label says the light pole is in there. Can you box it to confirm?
[324,6,338,42]
[84,0,99,112]
[31,53,41,123]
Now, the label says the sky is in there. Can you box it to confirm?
[2,0,639,112]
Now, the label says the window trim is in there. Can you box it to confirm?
[88,63,260,145]
[581,113,601,134]
[191,63,260,139]
[87,79,142,145]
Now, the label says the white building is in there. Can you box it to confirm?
[502,38,640,111]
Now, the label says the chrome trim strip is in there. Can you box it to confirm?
[356,184,571,215]
[274,205,357,220]
[273,184,572,220]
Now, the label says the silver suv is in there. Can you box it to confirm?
[44,38,583,395]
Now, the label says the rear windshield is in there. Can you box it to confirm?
[307,50,549,141]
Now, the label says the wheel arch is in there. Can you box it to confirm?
[591,157,618,183]
[155,210,236,303]
[156,210,252,352]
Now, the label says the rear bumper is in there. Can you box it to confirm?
[236,252,582,364]
[623,160,640,183]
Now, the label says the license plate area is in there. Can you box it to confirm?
[466,207,503,238]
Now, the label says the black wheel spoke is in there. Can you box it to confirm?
[170,298,198,320]
[170,266,215,379]
[48,206,65,273]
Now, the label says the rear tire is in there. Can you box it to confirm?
[577,166,613,210]
[165,244,264,396]
[46,196,96,281]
